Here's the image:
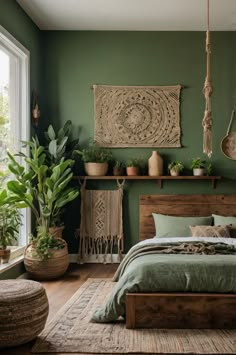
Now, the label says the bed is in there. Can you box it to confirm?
[91,194,236,329]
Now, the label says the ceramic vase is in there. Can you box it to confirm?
[148,151,163,176]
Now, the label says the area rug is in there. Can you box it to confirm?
[32,278,236,354]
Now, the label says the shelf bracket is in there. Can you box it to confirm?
[157,179,163,189]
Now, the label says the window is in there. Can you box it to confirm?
[0,25,30,253]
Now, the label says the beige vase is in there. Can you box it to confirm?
[148,151,163,176]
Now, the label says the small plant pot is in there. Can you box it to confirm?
[113,167,125,176]
[170,169,180,176]
[0,249,10,264]
[84,162,108,176]
[193,168,205,176]
[126,167,140,176]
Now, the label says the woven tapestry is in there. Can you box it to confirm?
[79,185,124,263]
[94,84,182,147]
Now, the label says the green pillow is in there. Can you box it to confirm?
[152,214,213,238]
[213,214,236,237]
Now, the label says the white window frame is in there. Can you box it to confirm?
[0,25,31,250]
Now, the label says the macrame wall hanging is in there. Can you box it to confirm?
[202,0,213,157]
[93,84,182,148]
[78,181,124,264]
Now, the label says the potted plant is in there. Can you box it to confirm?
[113,160,125,176]
[0,187,21,264]
[7,137,79,280]
[168,160,184,176]
[43,120,80,237]
[126,158,144,176]
[77,143,112,176]
[190,158,212,176]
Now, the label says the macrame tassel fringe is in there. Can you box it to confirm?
[202,109,213,157]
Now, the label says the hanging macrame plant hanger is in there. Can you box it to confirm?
[202,0,213,157]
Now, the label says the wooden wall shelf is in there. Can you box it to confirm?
[75,176,221,189]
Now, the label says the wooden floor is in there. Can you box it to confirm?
[3,263,118,355]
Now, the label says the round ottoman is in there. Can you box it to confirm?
[0,279,49,348]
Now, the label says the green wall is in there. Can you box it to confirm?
[43,31,236,251]
[1,2,236,255]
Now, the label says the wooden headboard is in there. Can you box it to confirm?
[139,194,236,240]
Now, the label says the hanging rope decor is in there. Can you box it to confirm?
[202,0,213,157]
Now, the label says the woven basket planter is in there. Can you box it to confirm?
[24,239,69,280]
[0,279,49,348]
[85,162,108,176]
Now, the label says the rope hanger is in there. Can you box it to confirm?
[202,0,213,158]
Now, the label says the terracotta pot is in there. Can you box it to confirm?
[126,167,140,176]
[84,162,108,176]
[0,249,10,264]
[24,239,69,280]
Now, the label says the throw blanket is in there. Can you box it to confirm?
[91,237,236,322]
[79,184,124,263]
[113,240,236,282]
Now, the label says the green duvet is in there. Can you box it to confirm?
[91,237,236,323]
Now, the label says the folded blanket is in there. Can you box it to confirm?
[113,240,236,281]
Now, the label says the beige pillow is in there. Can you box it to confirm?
[190,225,231,238]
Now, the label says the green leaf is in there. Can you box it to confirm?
[57,127,65,142]
[63,120,72,137]
[47,125,56,140]
[57,137,68,154]
[7,181,26,196]
[49,140,57,158]
[56,190,79,208]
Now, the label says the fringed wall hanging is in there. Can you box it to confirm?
[78,181,124,264]
[93,84,182,148]
[202,0,213,157]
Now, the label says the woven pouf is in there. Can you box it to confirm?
[0,279,49,348]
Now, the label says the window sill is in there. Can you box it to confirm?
[0,246,25,274]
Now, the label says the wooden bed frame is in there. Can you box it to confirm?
[126,194,236,329]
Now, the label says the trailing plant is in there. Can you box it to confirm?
[168,160,184,173]
[190,157,207,169]
[77,143,112,163]
[30,228,65,259]
[190,157,212,175]
[7,137,79,259]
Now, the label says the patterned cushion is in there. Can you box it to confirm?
[190,225,231,238]
[213,214,236,237]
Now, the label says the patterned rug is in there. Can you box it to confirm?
[32,278,236,354]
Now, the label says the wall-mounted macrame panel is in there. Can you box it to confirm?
[94,85,182,148]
